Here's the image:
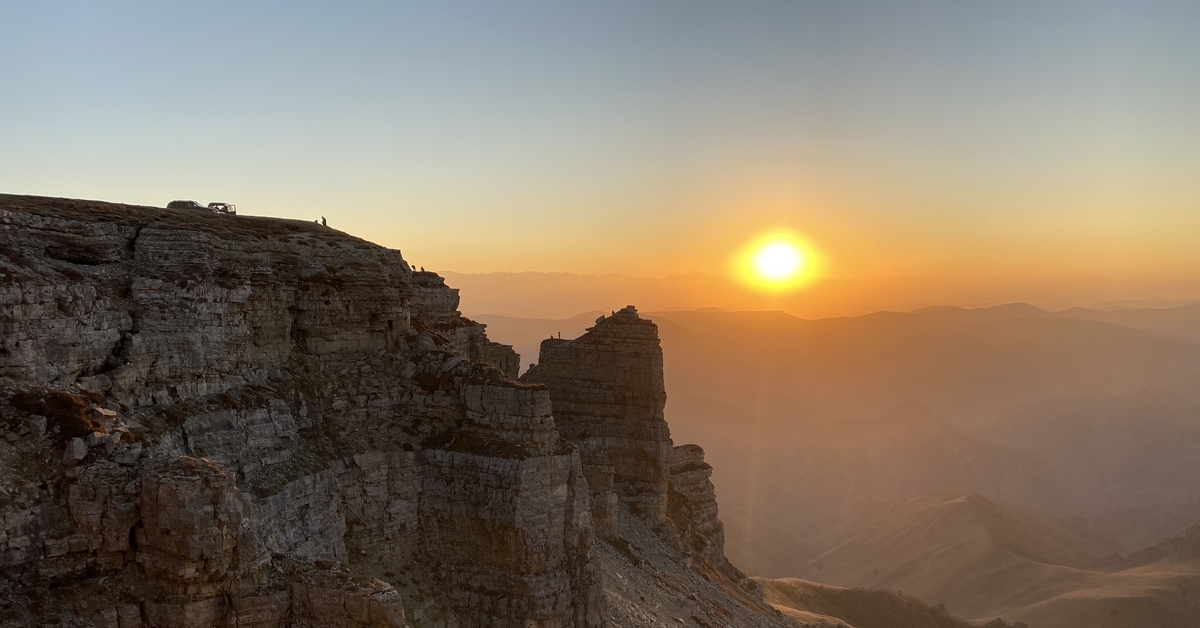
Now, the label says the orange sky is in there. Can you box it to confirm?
[4,3,1200,316]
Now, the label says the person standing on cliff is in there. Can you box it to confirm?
[321,216,327,226]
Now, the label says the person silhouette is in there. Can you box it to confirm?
[321,216,327,226]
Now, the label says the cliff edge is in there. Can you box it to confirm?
[0,195,793,628]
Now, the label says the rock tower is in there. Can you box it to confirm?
[522,306,672,531]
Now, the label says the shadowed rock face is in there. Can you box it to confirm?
[521,306,673,528]
[0,195,595,627]
[0,195,794,628]
[669,444,760,595]
[669,445,728,564]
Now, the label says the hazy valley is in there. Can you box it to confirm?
[477,301,1200,625]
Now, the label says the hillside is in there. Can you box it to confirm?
[790,492,1200,627]
[978,387,1200,548]
[710,401,1058,577]
[795,494,1118,615]
[756,578,981,628]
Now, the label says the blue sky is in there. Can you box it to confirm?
[3,1,1198,287]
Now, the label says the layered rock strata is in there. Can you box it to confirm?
[0,194,794,628]
[0,195,595,627]
[521,306,672,528]
[521,307,768,602]
[668,444,759,594]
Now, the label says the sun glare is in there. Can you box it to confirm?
[755,243,802,279]
[737,231,815,291]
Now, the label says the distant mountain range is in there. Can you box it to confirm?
[477,301,1200,628]
[446,268,1200,320]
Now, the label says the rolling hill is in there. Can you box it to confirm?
[755,578,979,628]
[792,492,1200,627]
[795,494,1119,616]
[978,386,1200,549]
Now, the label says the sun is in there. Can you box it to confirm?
[755,242,802,280]
[736,231,816,291]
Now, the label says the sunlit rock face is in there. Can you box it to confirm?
[0,195,596,627]
[521,306,673,528]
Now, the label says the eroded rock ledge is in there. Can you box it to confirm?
[0,195,794,628]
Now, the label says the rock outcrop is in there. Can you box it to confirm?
[0,195,593,627]
[0,194,794,628]
[520,306,775,614]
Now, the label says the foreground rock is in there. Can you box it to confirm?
[0,194,793,627]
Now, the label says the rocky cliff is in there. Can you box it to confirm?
[0,194,795,628]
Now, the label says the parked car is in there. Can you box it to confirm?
[166,200,237,215]
[167,200,207,211]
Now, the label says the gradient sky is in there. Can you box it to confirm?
[3,1,1199,303]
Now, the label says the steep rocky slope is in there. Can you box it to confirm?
[0,195,793,628]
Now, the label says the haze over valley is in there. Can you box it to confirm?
[477,301,1200,625]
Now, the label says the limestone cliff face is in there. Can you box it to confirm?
[0,195,595,627]
[0,195,794,628]
[521,306,672,529]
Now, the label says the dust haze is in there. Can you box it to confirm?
[477,298,1200,627]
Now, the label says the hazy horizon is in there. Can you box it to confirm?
[443,268,1200,320]
[5,1,1200,310]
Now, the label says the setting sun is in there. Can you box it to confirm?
[755,242,803,280]
[736,231,817,292]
